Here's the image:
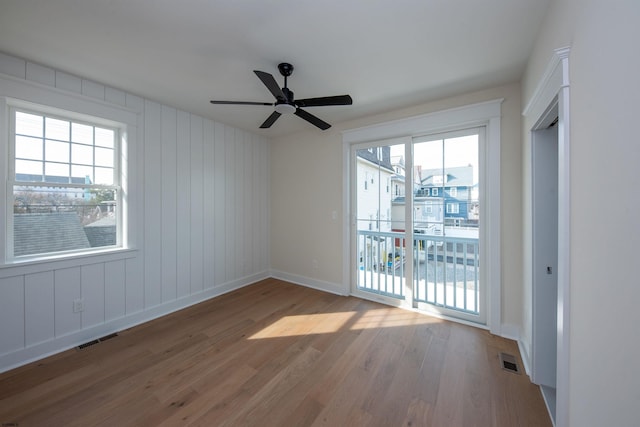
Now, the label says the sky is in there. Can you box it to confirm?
[390,134,479,184]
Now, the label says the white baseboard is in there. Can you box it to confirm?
[269,269,348,296]
[500,322,531,377]
[0,271,270,374]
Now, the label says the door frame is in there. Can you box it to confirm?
[523,46,571,427]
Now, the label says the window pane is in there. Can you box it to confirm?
[71,165,93,184]
[45,162,69,180]
[72,123,93,145]
[15,112,43,137]
[95,147,114,167]
[45,140,70,163]
[13,186,118,256]
[95,128,115,148]
[72,143,93,165]
[45,117,70,141]
[94,167,114,185]
[16,159,43,177]
[15,135,43,161]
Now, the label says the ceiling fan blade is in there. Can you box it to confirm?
[254,70,285,100]
[294,108,331,130]
[210,100,273,105]
[260,111,282,128]
[295,95,353,108]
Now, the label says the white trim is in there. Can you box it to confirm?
[342,99,503,144]
[270,269,347,296]
[0,271,270,373]
[1,74,139,266]
[524,46,571,427]
[523,47,570,118]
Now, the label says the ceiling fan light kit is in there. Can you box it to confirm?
[210,62,352,130]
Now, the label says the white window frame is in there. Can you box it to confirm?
[8,106,122,259]
[343,99,502,335]
[450,187,458,197]
[0,76,138,266]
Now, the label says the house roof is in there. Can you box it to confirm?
[84,216,116,248]
[420,166,474,187]
[13,212,90,256]
[356,148,394,172]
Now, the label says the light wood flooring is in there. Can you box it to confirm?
[0,279,551,426]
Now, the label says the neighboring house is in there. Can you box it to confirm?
[15,173,92,202]
[390,155,406,198]
[418,166,475,227]
[356,147,394,232]
[390,195,444,236]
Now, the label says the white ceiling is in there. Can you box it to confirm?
[0,0,550,137]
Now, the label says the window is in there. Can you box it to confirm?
[449,187,458,197]
[8,108,121,258]
[446,202,459,214]
[432,187,438,196]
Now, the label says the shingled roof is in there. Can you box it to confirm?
[13,212,90,256]
[84,216,116,248]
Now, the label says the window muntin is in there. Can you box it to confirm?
[9,108,121,258]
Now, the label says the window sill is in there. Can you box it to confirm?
[0,247,138,278]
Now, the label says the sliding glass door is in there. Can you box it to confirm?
[352,128,485,324]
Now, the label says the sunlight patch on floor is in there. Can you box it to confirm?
[248,308,441,339]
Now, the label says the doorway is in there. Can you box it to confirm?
[531,102,559,422]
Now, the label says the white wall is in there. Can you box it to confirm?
[270,83,523,331]
[522,1,640,425]
[0,52,270,372]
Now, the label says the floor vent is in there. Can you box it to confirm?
[78,339,100,350]
[499,352,520,374]
[99,333,119,342]
[77,333,119,350]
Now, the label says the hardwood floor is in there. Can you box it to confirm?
[0,279,551,426]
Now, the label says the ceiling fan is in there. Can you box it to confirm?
[210,62,352,130]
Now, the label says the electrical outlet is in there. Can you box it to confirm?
[73,298,84,313]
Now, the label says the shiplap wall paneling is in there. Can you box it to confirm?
[176,110,191,299]
[53,267,81,337]
[225,126,237,282]
[81,263,105,329]
[236,131,245,278]
[143,100,163,307]
[241,133,250,277]
[161,105,178,303]
[104,260,126,322]
[214,122,227,287]
[236,130,246,279]
[55,71,82,94]
[251,137,259,273]
[203,119,216,289]
[254,138,270,271]
[190,115,205,294]
[125,257,144,315]
[0,276,24,355]
[26,62,55,86]
[25,272,55,347]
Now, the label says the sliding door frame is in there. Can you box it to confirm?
[342,99,502,334]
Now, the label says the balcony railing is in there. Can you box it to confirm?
[357,230,480,315]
